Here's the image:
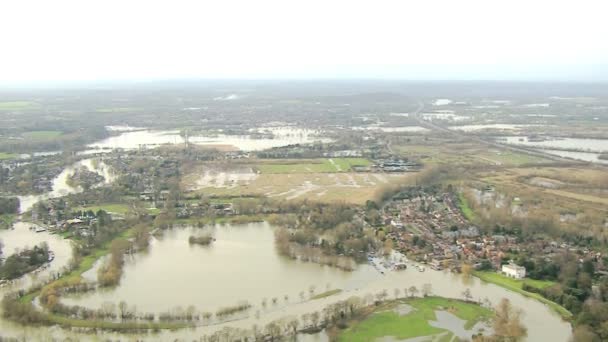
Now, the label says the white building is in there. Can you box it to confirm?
[502,262,526,279]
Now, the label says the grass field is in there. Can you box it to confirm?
[475,151,549,166]
[77,203,162,215]
[256,158,370,174]
[474,271,572,319]
[191,172,410,205]
[457,192,475,221]
[77,203,131,214]
[0,101,38,111]
[22,130,63,140]
[339,297,492,342]
[0,152,17,160]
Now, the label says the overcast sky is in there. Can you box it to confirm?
[1,0,607,83]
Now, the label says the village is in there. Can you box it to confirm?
[376,186,605,279]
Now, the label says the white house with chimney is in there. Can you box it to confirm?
[502,261,526,279]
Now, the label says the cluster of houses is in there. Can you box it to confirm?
[380,188,608,278]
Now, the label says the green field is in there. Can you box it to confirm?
[339,297,492,342]
[0,101,38,111]
[457,192,475,221]
[0,152,18,160]
[77,203,131,214]
[257,158,370,174]
[474,271,571,319]
[22,130,63,140]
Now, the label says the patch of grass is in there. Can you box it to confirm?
[0,101,37,111]
[21,227,135,304]
[339,297,491,342]
[457,192,475,221]
[0,152,18,160]
[22,130,63,140]
[311,289,343,300]
[257,158,371,174]
[0,214,15,229]
[76,203,130,215]
[474,271,572,319]
[475,151,548,166]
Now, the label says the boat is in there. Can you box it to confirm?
[35,226,47,233]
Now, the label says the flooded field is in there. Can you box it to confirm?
[87,127,330,153]
[62,222,378,313]
[449,124,539,132]
[353,126,430,133]
[185,166,259,190]
[17,158,115,213]
[0,222,573,341]
[499,136,608,152]
[0,222,73,290]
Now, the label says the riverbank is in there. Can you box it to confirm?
[336,296,492,342]
[473,271,572,319]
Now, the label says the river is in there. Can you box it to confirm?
[0,222,573,341]
[17,158,115,214]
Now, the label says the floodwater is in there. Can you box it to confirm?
[449,124,538,132]
[500,136,608,152]
[0,222,572,341]
[86,127,330,153]
[62,222,379,313]
[543,150,608,165]
[0,222,73,291]
[0,221,573,340]
[353,126,430,133]
[17,158,115,213]
[187,167,258,190]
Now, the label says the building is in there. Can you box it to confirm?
[502,262,526,279]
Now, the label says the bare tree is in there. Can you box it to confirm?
[287,318,299,336]
[408,286,419,298]
[493,298,527,341]
[462,288,473,302]
[118,301,128,321]
[310,311,320,328]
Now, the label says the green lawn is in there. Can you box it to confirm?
[457,192,475,221]
[474,271,572,319]
[257,158,370,174]
[22,130,63,140]
[339,297,492,342]
[77,203,131,214]
[0,152,18,160]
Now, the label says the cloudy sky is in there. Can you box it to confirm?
[1,0,607,83]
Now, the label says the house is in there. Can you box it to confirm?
[502,262,526,279]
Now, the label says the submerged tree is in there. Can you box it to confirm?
[493,298,527,341]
